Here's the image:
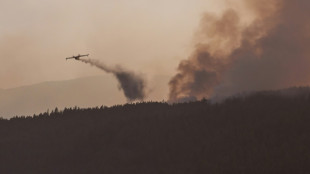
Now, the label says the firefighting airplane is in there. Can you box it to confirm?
[66,54,89,60]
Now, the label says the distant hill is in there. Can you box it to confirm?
[0,76,125,118]
[0,75,170,118]
[0,89,310,174]
[227,86,310,99]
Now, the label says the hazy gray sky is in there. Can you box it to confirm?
[0,0,227,89]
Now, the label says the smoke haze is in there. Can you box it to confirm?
[169,0,310,102]
[79,59,146,101]
[1,0,221,91]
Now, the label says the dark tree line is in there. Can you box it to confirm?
[0,87,310,174]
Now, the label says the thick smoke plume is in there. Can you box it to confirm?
[79,59,146,101]
[169,0,310,102]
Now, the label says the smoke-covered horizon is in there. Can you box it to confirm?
[169,0,310,102]
[79,59,146,101]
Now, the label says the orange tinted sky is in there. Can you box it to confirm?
[0,0,229,89]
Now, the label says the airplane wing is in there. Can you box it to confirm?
[66,54,89,60]
[80,54,89,57]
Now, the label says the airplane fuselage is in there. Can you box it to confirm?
[66,54,89,60]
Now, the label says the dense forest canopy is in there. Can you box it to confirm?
[0,87,310,174]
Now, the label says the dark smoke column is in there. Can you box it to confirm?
[169,0,310,102]
[79,59,146,101]
[168,9,241,102]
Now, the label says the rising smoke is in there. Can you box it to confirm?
[79,59,146,101]
[169,0,310,102]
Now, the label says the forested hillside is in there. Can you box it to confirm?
[1,88,310,174]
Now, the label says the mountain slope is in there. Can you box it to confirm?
[0,76,124,118]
